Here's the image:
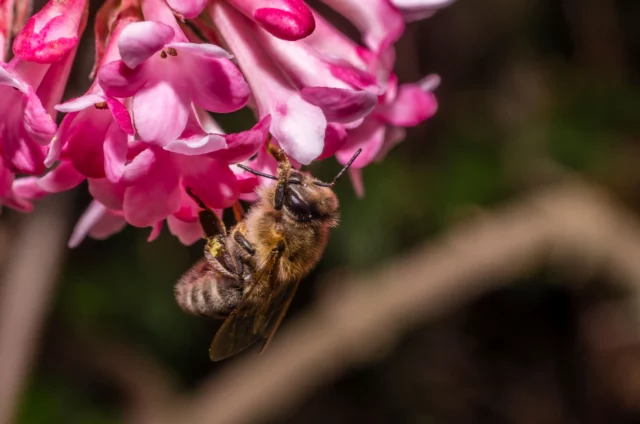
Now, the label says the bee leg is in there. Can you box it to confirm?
[233,231,255,256]
[187,187,226,238]
[266,141,292,211]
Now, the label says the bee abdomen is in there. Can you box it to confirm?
[175,259,243,318]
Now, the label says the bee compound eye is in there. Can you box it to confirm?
[285,189,313,221]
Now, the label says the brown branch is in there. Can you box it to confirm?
[149,180,640,424]
[0,194,71,424]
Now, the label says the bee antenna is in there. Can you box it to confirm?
[314,148,362,188]
[237,164,278,181]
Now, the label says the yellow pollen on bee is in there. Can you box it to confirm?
[207,238,223,258]
[160,50,168,59]
[94,102,108,109]
[167,47,178,56]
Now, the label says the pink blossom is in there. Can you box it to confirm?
[47,15,137,182]
[97,0,250,148]
[227,0,315,41]
[0,0,451,246]
[0,0,86,175]
[13,0,87,63]
[210,1,327,165]
[336,74,439,184]
[64,112,269,243]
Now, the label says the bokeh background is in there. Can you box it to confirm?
[2,0,640,423]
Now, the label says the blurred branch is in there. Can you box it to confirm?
[0,195,70,424]
[148,179,640,424]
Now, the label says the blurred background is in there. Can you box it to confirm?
[2,0,640,423]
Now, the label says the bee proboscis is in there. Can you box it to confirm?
[174,141,362,361]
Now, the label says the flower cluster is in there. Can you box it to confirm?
[0,0,449,246]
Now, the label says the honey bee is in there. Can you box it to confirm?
[175,142,362,361]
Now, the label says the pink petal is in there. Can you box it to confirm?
[123,148,181,227]
[0,65,28,91]
[104,122,128,183]
[22,85,57,145]
[172,187,201,221]
[38,160,85,192]
[133,80,190,146]
[10,177,46,212]
[319,0,404,53]
[140,0,188,42]
[69,201,127,247]
[227,0,315,41]
[97,60,149,98]
[88,178,125,210]
[147,221,163,241]
[329,63,382,94]
[236,172,260,197]
[271,94,326,165]
[166,0,208,18]
[390,0,455,21]
[122,148,155,184]
[69,201,109,247]
[45,110,78,167]
[167,215,202,245]
[164,134,227,155]
[212,115,271,163]
[36,45,79,118]
[55,93,105,113]
[377,84,438,127]
[186,55,250,113]
[166,42,233,59]
[253,26,381,98]
[179,157,239,209]
[0,120,47,175]
[65,108,111,178]
[118,21,174,69]
[301,87,377,123]
[375,125,406,162]
[12,0,85,63]
[106,97,134,135]
[89,212,127,240]
[318,123,348,159]
[336,117,385,168]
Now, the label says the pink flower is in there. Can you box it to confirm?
[210,1,381,164]
[47,15,137,183]
[67,113,266,247]
[0,0,452,247]
[97,0,250,147]
[210,2,327,165]
[336,74,439,195]
[168,0,315,41]
[0,0,87,175]
[13,0,87,63]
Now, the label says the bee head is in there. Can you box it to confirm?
[282,171,339,223]
[237,148,362,225]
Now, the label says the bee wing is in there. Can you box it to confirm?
[259,277,301,354]
[209,249,300,361]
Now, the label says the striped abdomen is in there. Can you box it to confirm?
[174,258,243,318]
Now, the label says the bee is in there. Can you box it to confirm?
[175,141,362,361]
